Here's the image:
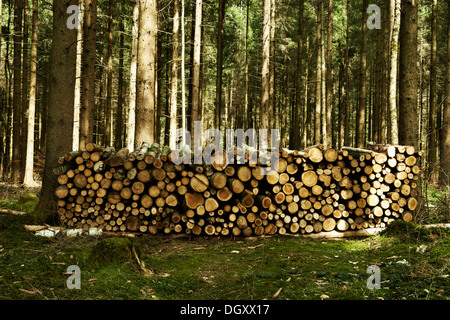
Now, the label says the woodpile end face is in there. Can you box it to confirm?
[54,142,422,237]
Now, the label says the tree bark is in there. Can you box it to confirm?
[169,0,180,149]
[35,0,78,223]
[190,0,203,148]
[181,0,187,146]
[21,0,29,178]
[356,0,368,148]
[23,0,38,187]
[12,0,24,184]
[325,0,333,147]
[261,0,271,135]
[73,0,83,151]
[398,0,419,149]
[215,0,224,133]
[428,0,438,185]
[135,0,157,148]
[440,0,450,187]
[127,0,139,152]
[244,0,250,131]
[105,0,113,146]
[115,6,124,151]
[79,0,97,150]
[315,0,322,144]
[388,0,400,145]
[292,0,304,150]
[343,0,351,146]
[269,0,276,130]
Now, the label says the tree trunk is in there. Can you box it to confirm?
[215,0,224,133]
[315,0,322,144]
[105,0,113,147]
[190,0,203,148]
[79,0,97,150]
[135,0,157,148]
[115,6,124,151]
[12,0,24,184]
[261,0,271,135]
[23,0,38,187]
[21,0,29,178]
[428,0,438,185]
[379,0,389,144]
[292,0,304,150]
[388,0,400,145]
[35,0,78,224]
[169,0,180,149]
[356,0,368,148]
[269,0,276,131]
[127,0,139,152]
[440,0,450,187]
[343,0,351,146]
[398,0,419,149]
[73,0,83,151]
[244,0,250,131]
[325,0,333,147]
[181,0,187,146]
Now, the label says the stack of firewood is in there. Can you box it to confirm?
[54,142,422,236]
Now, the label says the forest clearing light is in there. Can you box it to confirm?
[171,121,280,175]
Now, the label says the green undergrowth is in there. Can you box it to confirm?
[1,212,449,300]
[0,193,39,215]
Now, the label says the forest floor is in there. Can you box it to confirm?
[0,184,449,300]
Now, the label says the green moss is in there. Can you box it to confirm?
[380,220,449,243]
[88,237,141,269]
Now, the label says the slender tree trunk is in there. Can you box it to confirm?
[24,0,38,187]
[115,6,124,151]
[169,0,180,149]
[269,0,276,130]
[135,0,157,148]
[127,0,139,152]
[155,8,162,145]
[303,35,310,148]
[105,0,113,146]
[343,0,351,146]
[372,9,382,144]
[355,0,368,148]
[379,0,389,144]
[389,0,400,145]
[2,1,12,180]
[35,0,78,223]
[244,0,249,131]
[215,0,224,132]
[325,0,333,147]
[12,0,24,183]
[181,0,187,146]
[21,0,29,178]
[440,0,450,186]
[79,0,97,150]
[428,0,438,184]
[314,0,322,144]
[73,0,83,151]
[261,0,271,136]
[398,0,419,148]
[190,0,202,148]
[292,0,304,150]
[338,45,345,149]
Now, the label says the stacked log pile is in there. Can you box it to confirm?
[54,142,422,237]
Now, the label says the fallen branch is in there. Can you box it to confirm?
[284,227,385,239]
[0,208,26,216]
